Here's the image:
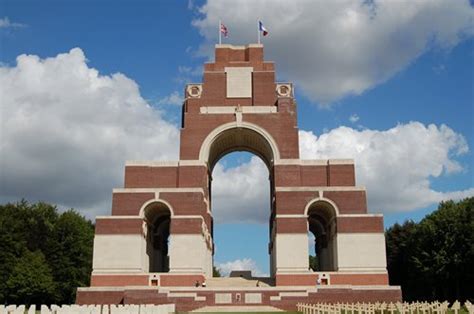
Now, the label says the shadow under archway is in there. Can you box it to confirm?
[144,202,171,273]
[206,126,276,172]
[308,200,338,271]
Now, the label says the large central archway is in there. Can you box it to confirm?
[211,152,270,278]
[201,124,279,279]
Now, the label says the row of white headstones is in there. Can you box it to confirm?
[0,304,175,314]
[297,301,474,314]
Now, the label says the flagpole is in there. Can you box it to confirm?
[257,21,260,44]
[219,19,222,45]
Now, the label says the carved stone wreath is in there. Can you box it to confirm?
[276,83,292,97]
[186,84,203,98]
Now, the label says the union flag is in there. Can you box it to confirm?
[220,22,228,37]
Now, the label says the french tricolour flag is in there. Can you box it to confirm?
[259,21,268,36]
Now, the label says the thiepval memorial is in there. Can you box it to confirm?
[77,44,402,310]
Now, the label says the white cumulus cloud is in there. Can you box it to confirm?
[212,157,270,224]
[299,122,473,212]
[157,91,183,106]
[0,48,180,217]
[216,258,267,277]
[192,0,474,104]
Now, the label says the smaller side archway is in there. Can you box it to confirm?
[307,199,338,271]
[143,201,172,273]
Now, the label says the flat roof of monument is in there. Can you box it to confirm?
[215,43,263,49]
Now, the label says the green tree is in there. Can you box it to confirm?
[386,197,474,302]
[6,250,57,305]
[46,210,94,303]
[309,255,319,271]
[385,220,423,300]
[0,200,94,305]
[412,198,473,301]
[23,202,59,252]
[0,200,43,301]
[213,266,221,277]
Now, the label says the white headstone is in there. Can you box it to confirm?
[27,305,36,314]
[13,305,25,314]
[129,305,139,314]
[41,305,51,314]
[5,305,16,314]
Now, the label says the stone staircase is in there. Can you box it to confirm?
[206,277,273,287]
[192,305,284,312]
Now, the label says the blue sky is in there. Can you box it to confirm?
[1,0,473,276]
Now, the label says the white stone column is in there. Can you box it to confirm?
[274,233,309,273]
[336,233,388,271]
[93,234,147,273]
[168,234,208,273]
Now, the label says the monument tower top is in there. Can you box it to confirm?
[213,43,266,64]
[184,43,284,111]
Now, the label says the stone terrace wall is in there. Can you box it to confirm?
[0,304,175,314]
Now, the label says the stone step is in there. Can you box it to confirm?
[206,277,272,287]
[192,305,284,312]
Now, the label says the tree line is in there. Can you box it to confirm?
[0,197,472,304]
[386,197,473,302]
[0,200,94,305]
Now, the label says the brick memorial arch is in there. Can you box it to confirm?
[77,44,401,309]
